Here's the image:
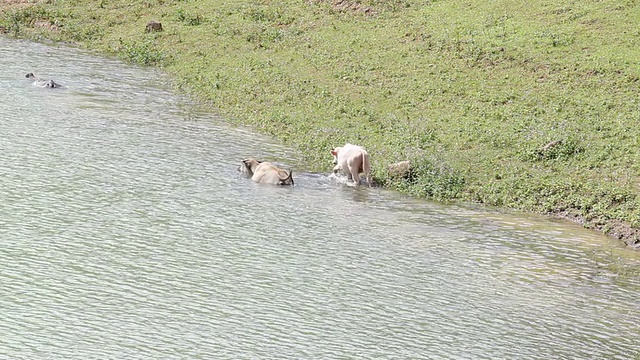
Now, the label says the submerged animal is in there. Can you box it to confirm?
[330,143,372,186]
[239,158,294,186]
[25,72,60,88]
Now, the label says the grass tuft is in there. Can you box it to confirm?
[117,37,166,66]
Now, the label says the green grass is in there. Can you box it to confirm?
[3,0,640,246]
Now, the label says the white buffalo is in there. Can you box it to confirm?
[239,158,294,186]
[330,143,372,186]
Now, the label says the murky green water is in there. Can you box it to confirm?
[1,37,639,359]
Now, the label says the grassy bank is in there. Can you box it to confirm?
[2,0,640,246]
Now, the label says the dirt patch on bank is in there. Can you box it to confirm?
[0,0,58,33]
[313,0,377,15]
[0,0,39,11]
[0,0,38,6]
[604,220,640,248]
[555,210,640,249]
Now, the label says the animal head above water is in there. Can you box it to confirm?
[278,170,294,186]
[239,158,262,175]
[330,147,342,165]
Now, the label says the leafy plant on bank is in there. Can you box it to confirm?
[117,37,166,66]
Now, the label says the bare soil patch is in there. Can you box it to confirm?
[313,0,377,15]
[556,210,640,249]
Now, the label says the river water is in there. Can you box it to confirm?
[1,37,639,359]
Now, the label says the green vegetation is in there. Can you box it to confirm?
[2,0,640,246]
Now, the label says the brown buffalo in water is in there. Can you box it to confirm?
[239,158,294,186]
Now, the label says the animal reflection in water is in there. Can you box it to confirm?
[26,72,61,88]
[239,158,294,186]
